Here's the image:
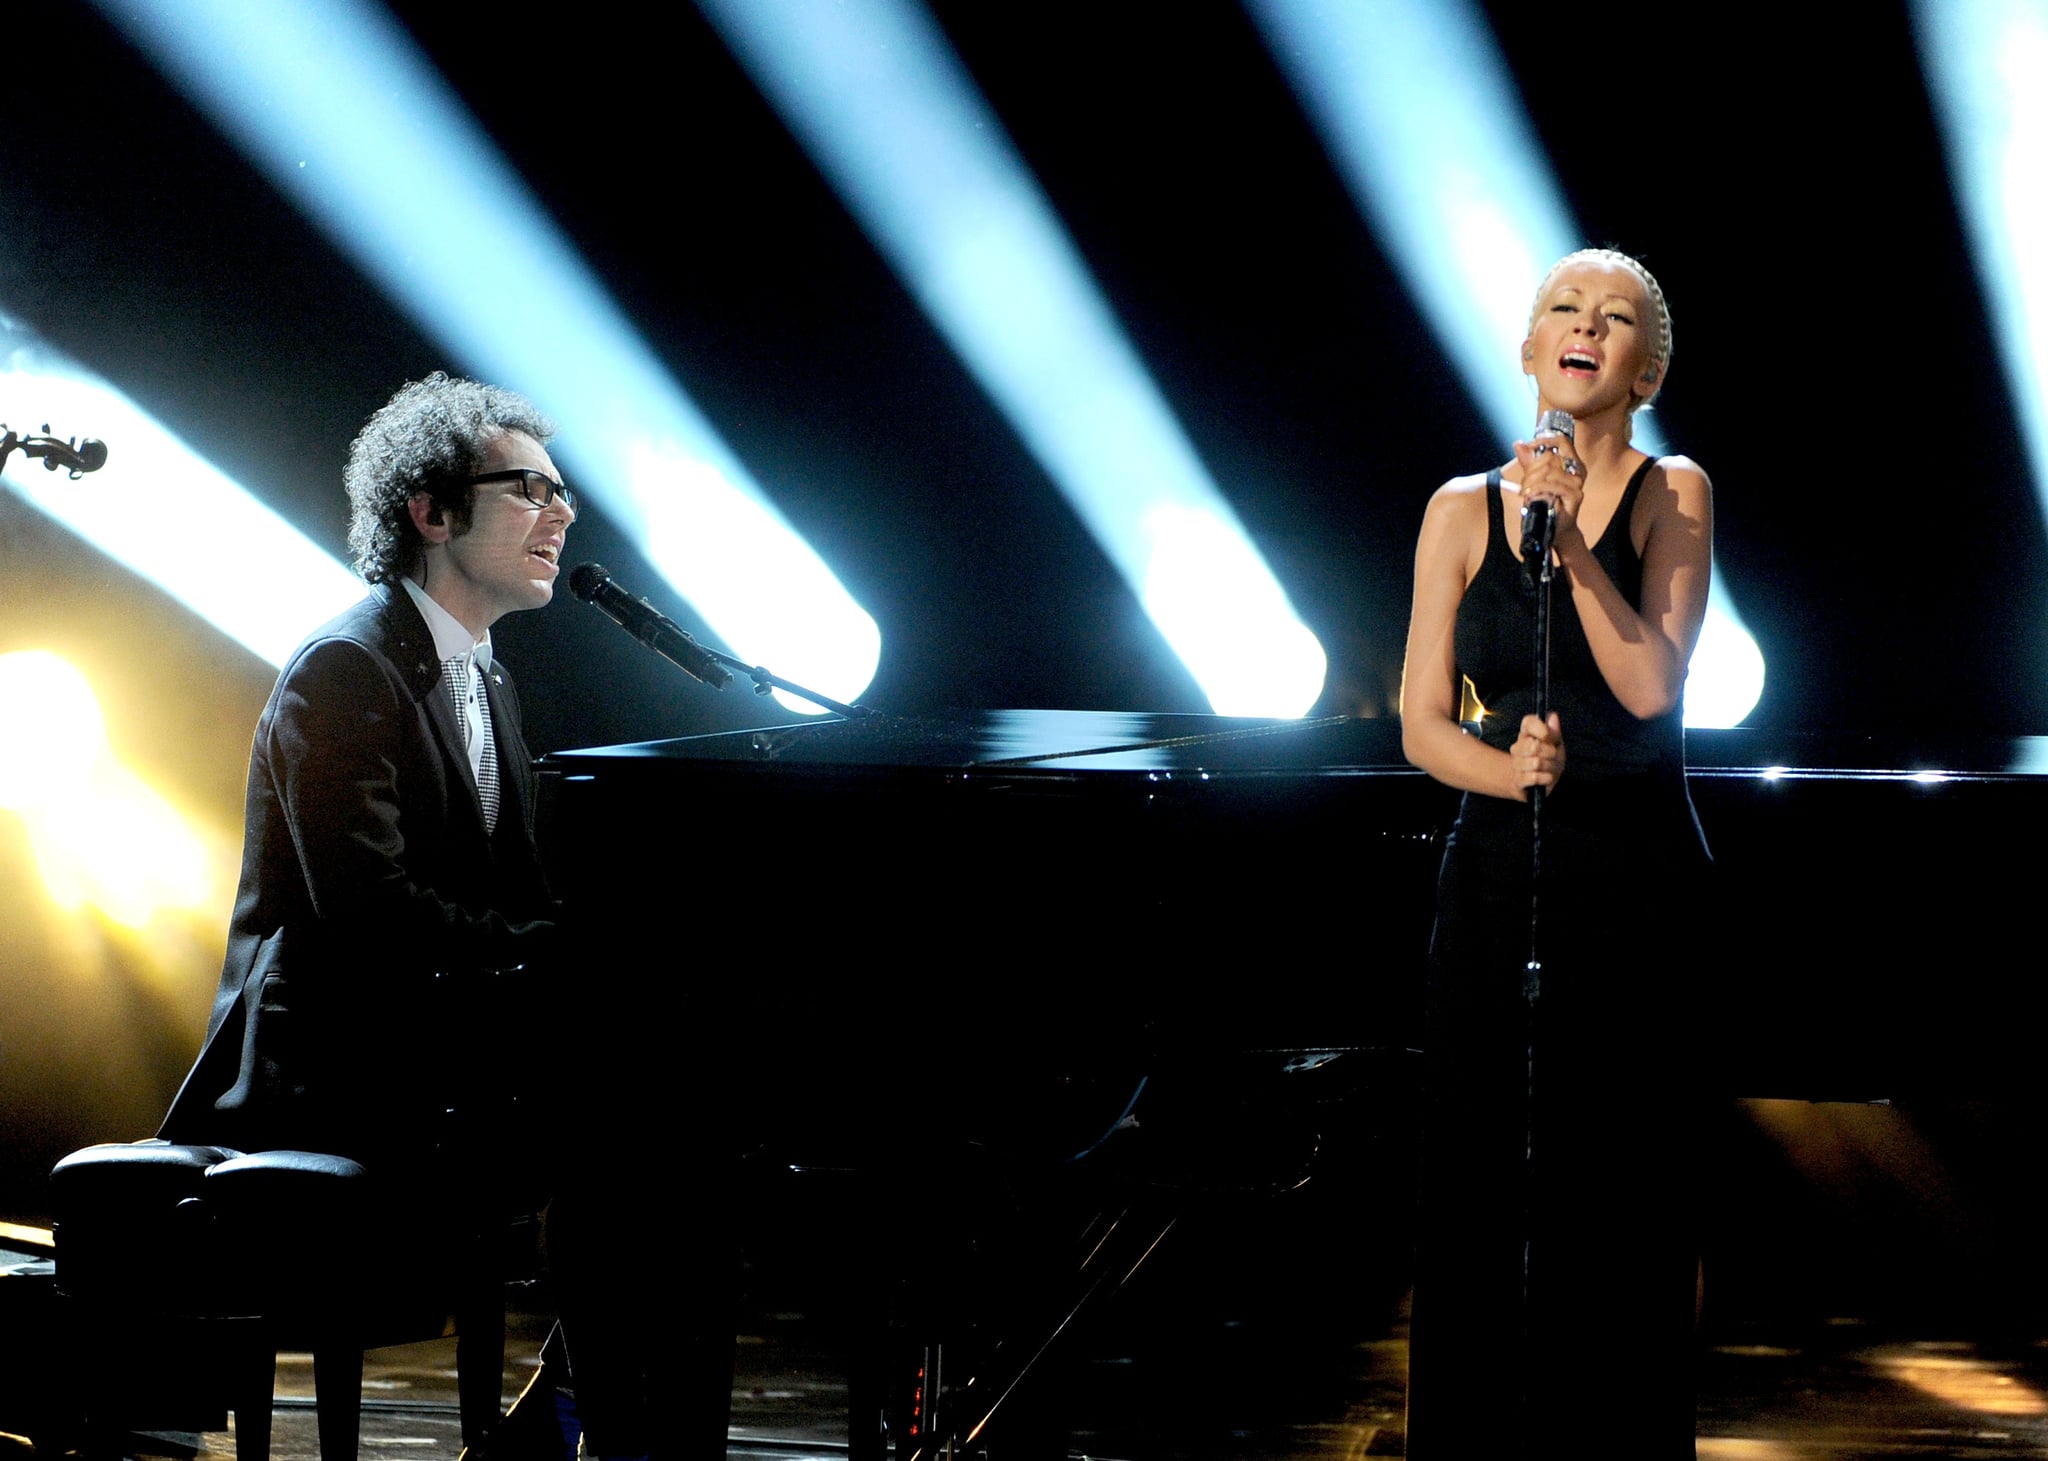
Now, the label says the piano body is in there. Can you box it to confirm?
[538,708,2048,1099]
[537,710,1442,1202]
[534,709,2048,1453]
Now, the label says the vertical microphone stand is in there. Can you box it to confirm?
[1518,497,1557,1404]
[1523,505,1555,1002]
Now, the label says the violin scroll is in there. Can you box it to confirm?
[0,424,109,477]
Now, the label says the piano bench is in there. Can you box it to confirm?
[49,1139,519,1461]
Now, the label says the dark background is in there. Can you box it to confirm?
[4,0,2039,757]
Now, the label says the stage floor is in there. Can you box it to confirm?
[11,1094,2048,1458]
[10,1238,2048,1459]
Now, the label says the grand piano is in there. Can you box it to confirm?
[537,708,2048,1101]
[533,708,2048,1454]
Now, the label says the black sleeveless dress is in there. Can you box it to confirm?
[1406,458,1710,1458]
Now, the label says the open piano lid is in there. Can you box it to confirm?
[543,708,1410,773]
[546,706,2048,781]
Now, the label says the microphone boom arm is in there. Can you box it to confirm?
[569,562,873,719]
[697,642,873,719]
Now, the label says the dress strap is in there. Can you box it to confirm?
[1615,455,1659,521]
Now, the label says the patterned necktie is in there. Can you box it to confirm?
[443,653,500,834]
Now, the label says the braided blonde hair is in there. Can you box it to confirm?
[1527,248,1673,412]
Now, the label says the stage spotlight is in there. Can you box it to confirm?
[91,0,878,713]
[0,650,224,929]
[0,651,105,810]
[1244,0,1765,727]
[693,0,1328,716]
[1913,0,2048,528]
[1,315,361,667]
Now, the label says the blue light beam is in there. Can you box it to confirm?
[693,0,1328,717]
[1913,0,2048,527]
[90,0,879,712]
[1,311,361,666]
[1245,0,1764,728]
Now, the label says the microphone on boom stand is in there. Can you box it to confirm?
[569,563,734,690]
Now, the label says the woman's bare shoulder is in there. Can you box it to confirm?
[1647,453,1712,494]
[1637,453,1713,526]
[1423,469,1499,515]
[1414,471,1499,578]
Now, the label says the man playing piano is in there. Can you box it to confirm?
[163,369,569,1181]
[160,371,574,1452]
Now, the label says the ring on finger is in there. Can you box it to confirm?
[1562,458,1581,477]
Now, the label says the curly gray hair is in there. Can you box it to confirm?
[344,372,556,583]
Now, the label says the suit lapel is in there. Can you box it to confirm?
[427,673,490,835]
[379,584,494,850]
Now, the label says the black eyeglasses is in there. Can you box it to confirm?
[466,467,576,513]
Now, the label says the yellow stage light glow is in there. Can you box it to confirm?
[0,650,226,929]
[0,650,106,807]
[1873,1343,2047,1417]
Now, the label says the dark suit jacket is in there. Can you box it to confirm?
[162,584,558,1166]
